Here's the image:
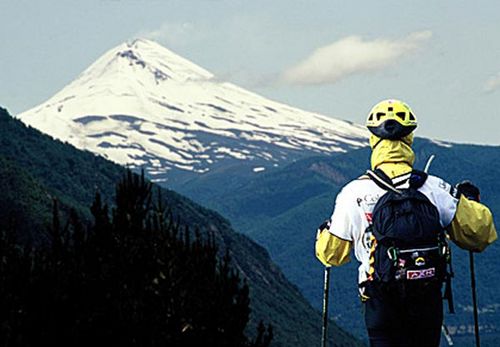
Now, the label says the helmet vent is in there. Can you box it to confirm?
[409,112,416,121]
[396,112,406,120]
[376,112,385,121]
[388,107,393,112]
[368,113,374,121]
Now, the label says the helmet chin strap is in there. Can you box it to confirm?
[371,137,384,150]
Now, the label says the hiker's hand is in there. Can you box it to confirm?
[455,181,480,202]
[316,220,331,240]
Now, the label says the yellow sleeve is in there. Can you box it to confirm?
[448,195,498,252]
[315,230,352,266]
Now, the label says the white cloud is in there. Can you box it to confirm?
[282,31,432,85]
[484,74,500,93]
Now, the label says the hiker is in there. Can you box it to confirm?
[315,99,497,347]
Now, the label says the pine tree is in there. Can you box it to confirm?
[0,170,272,346]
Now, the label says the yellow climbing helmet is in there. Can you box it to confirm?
[366,99,417,140]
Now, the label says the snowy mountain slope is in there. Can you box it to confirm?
[18,38,369,183]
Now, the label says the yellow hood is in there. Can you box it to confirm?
[369,134,415,178]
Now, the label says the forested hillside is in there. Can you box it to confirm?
[0,107,362,346]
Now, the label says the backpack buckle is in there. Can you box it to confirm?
[387,247,398,265]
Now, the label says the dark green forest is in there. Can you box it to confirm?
[0,170,272,346]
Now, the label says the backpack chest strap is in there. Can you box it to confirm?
[366,169,402,194]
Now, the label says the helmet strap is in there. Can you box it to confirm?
[371,137,384,150]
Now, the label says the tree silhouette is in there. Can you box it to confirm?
[0,170,272,346]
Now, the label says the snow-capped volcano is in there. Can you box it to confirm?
[18,38,368,182]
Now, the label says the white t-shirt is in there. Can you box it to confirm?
[328,173,459,284]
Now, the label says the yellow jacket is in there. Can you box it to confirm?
[315,135,497,267]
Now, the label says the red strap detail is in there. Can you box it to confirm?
[365,213,373,223]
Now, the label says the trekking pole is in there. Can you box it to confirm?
[469,251,480,347]
[424,154,435,173]
[456,181,482,347]
[321,266,331,347]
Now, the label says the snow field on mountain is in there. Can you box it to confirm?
[18,39,369,178]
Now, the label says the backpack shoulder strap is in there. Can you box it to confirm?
[366,169,402,195]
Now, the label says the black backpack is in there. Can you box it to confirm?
[365,169,451,290]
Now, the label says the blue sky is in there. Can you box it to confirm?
[1,0,500,144]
